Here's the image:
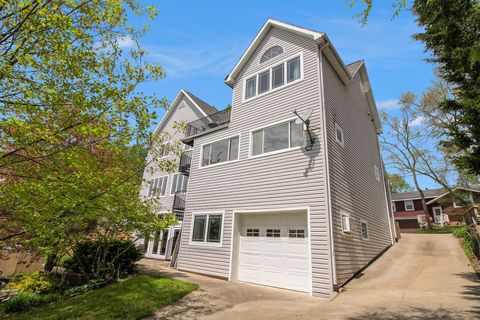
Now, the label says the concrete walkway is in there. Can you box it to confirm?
[138,234,480,319]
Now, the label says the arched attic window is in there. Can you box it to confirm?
[260,46,284,63]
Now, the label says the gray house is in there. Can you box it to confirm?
[143,19,394,298]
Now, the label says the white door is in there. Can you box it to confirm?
[237,212,311,293]
[433,207,443,223]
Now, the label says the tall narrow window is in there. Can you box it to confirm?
[361,221,369,239]
[147,176,168,198]
[258,70,270,94]
[171,173,189,195]
[342,213,351,233]
[287,56,301,82]
[335,123,344,147]
[192,215,207,242]
[245,77,256,99]
[272,64,284,88]
[374,165,380,181]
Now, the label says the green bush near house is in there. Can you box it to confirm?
[5,272,62,294]
[453,226,479,260]
[414,226,464,234]
[1,275,198,319]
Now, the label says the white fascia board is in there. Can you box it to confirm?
[358,65,382,134]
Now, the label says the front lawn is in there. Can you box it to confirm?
[2,275,197,320]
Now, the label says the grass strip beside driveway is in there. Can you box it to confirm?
[4,275,198,320]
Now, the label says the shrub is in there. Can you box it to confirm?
[66,239,143,278]
[2,292,60,313]
[5,271,61,294]
[64,278,110,297]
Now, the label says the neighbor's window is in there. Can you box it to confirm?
[192,214,223,243]
[245,77,256,99]
[244,55,302,100]
[252,120,304,156]
[335,123,344,147]
[341,213,351,233]
[202,136,239,167]
[374,165,380,182]
[361,221,369,239]
[288,229,305,238]
[392,202,396,212]
[170,173,189,195]
[404,200,414,211]
[266,229,281,238]
[147,176,168,198]
[260,46,284,63]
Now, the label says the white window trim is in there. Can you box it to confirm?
[335,123,344,147]
[160,141,171,159]
[198,134,241,169]
[360,219,369,240]
[404,200,414,211]
[248,116,305,159]
[391,202,396,212]
[341,211,352,234]
[188,211,225,247]
[242,52,304,103]
[146,175,169,199]
[258,45,285,65]
[374,165,380,182]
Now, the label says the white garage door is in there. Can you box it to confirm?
[237,213,311,293]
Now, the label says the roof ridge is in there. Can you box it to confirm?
[184,90,218,115]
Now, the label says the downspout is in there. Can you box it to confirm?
[316,40,338,290]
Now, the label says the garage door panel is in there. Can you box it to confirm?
[237,212,311,293]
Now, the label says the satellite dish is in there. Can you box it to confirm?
[294,108,313,125]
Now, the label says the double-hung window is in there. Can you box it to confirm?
[191,213,223,243]
[244,54,302,100]
[404,200,414,211]
[170,173,189,195]
[361,220,369,240]
[147,176,168,198]
[201,136,239,167]
[252,119,304,156]
[159,142,170,158]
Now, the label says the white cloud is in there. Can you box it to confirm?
[117,36,136,49]
[409,116,425,127]
[377,99,400,110]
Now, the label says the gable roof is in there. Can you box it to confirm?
[223,18,382,134]
[184,90,218,115]
[391,188,445,201]
[425,186,480,205]
[152,89,214,136]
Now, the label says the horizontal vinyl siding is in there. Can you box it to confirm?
[140,96,205,214]
[322,55,392,286]
[177,27,332,296]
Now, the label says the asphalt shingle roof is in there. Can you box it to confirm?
[185,91,218,115]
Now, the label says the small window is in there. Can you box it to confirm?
[392,202,396,212]
[287,56,301,82]
[272,64,284,88]
[258,70,270,94]
[404,200,414,211]
[341,213,351,233]
[361,221,369,239]
[374,165,380,182]
[170,173,189,195]
[260,46,284,63]
[335,123,344,147]
[288,229,305,238]
[191,213,223,243]
[252,120,304,156]
[246,228,259,237]
[245,77,256,99]
[266,229,281,238]
[159,142,170,158]
[202,136,239,167]
[147,176,168,198]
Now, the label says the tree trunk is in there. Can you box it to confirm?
[412,171,432,229]
[44,253,57,272]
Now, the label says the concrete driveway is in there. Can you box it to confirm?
[139,234,479,319]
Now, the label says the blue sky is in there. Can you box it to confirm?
[128,0,440,189]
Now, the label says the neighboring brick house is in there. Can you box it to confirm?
[391,186,480,232]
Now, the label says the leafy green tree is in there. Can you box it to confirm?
[387,173,412,193]
[0,0,177,268]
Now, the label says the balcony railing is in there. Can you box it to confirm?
[172,192,186,221]
[178,150,192,175]
[186,108,231,138]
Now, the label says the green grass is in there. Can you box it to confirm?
[414,225,464,234]
[2,275,198,320]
